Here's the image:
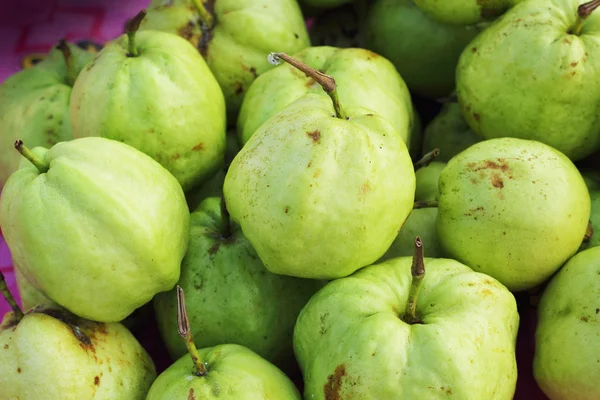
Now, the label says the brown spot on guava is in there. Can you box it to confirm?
[473,113,481,121]
[490,173,504,188]
[192,143,204,151]
[596,308,599,314]
[188,388,196,400]
[314,169,321,178]
[284,207,289,214]
[172,153,180,160]
[208,243,220,255]
[324,364,346,400]
[249,67,257,78]
[234,82,244,95]
[571,62,579,67]
[294,33,299,38]
[359,183,371,195]
[581,316,589,322]
[471,47,477,53]
[307,130,321,143]
[177,21,199,45]
[307,161,312,168]
[3,344,8,349]
[94,376,100,385]
[17,368,21,373]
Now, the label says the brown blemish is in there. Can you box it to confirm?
[595,308,599,314]
[581,316,589,322]
[188,388,196,400]
[192,143,204,151]
[3,344,8,349]
[307,161,312,168]
[313,169,321,178]
[571,62,579,67]
[172,153,180,160]
[249,67,257,78]
[490,173,504,188]
[17,368,21,373]
[471,47,477,53]
[94,376,100,385]
[208,243,221,255]
[324,364,346,400]
[177,21,200,45]
[481,288,494,296]
[564,38,572,44]
[307,130,321,143]
[234,82,244,95]
[284,207,289,214]
[359,183,371,195]
[473,113,481,121]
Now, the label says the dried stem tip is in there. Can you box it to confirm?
[177,286,207,376]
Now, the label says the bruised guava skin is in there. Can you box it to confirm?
[140,0,310,122]
[146,344,301,399]
[70,29,226,192]
[225,94,416,279]
[456,0,600,161]
[0,137,190,322]
[0,42,93,187]
[0,306,156,399]
[238,46,414,146]
[153,197,324,368]
[533,246,600,400]
[437,137,591,292]
[413,0,510,25]
[293,257,519,399]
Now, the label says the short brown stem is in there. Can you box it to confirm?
[569,0,600,35]
[268,52,347,119]
[404,237,425,324]
[177,286,207,377]
[126,10,147,57]
[584,221,594,242]
[414,149,440,170]
[56,39,76,86]
[414,200,438,209]
[14,140,49,173]
[0,270,24,323]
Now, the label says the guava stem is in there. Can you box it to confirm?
[220,196,231,238]
[268,52,347,120]
[584,221,594,242]
[56,39,76,86]
[126,10,147,57]
[191,0,214,29]
[413,200,438,209]
[0,270,24,323]
[414,149,440,170]
[404,237,425,325]
[14,140,49,173]
[177,286,208,377]
[569,0,600,35]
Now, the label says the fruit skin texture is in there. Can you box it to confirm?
[70,30,226,192]
[437,138,590,292]
[365,0,485,99]
[294,257,519,399]
[0,137,190,322]
[0,42,92,188]
[0,306,156,400]
[145,343,301,399]
[225,94,416,279]
[413,0,510,25]
[140,0,310,121]
[533,246,600,400]
[456,0,600,161]
[153,197,324,366]
[238,46,414,146]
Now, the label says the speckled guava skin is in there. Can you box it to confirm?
[456,0,600,161]
[533,246,600,400]
[293,257,519,399]
[146,344,301,399]
[225,94,416,279]
[238,46,414,146]
[414,0,510,25]
[437,137,590,291]
[70,30,226,192]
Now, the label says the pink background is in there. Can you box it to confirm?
[0,0,151,318]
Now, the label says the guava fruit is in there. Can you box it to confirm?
[0,40,92,188]
[584,190,600,249]
[415,161,446,201]
[146,287,302,399]
[225,53,416,279]
[140,0,310,121]
[456,0,600,161]
[422,100,482,162]
[70,11,226,192]
[437,138,590,291]
[365,0,485,99]
[413,0,510,25]
[533,246,600,400]
[294,238,519,399]
[153,197,323,367]
[0,274,156,400]
[308,1,370,48]
[0,137,190,322]
[238,46,414,146]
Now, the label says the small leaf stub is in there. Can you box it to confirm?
[268,53,281,66]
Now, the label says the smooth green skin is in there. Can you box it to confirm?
[0,307,156,400]
[0,137,190,322]
[146,344,301,399]
[414,0,510,25]
[533,247,600,400]
[378,208,444,261]
[366,0,485,99]
[238,46,414,146]
[415,161,446,201]
[456,0,600,161]
[225,94,416,279]
[70,30,226,192]
[422,101,482,162]
[0,43,93,188]
[154,197,324,367]
[294,257,519,399]
[141,0,310,122]
[437,138,591,292]
[14,266,57,311]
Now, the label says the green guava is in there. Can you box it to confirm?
[413,0,510,25]
[0,41,92,187]
[422,101,483,162]
[415,161,446,201]
[140,0,310,121]
[533,246,600,400]
[437,138,590,291]
[237,46,414,146]
[70,12,227,192]
[365,0,485,99]
[456,0,600,161]
[0,137,190,322]
[153,197,323,368]
[294,252,519,399]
